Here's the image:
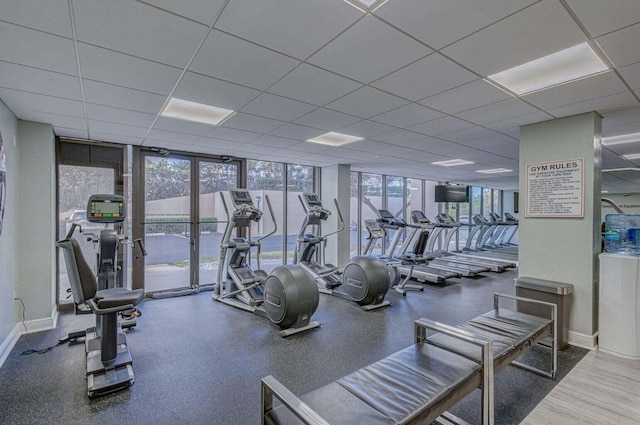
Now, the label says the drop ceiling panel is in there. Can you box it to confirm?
[240,93,316,122]
[0,22,78,75]
[0,88,85,117]
[523,72,628,110]
[456,99,540,126]
[618,62,640,91]
[337,120,396,139]
[395,137,453,152]
[325,86,407,118]
[372,53,477,101]
[88,120,149,138]
[439,125,500,143]
[78,43,182,95]
[442,0,586,76]
[139,0,227,25]
[374,0,536,50]
[370,129,425,144]
[20,111,86,130]
[268,124,323,141]
[173,72,260,111]
[190,30,300,91]
[267,63,362,106]
[293,108,360,130]
[371,103,444,128]
[83,80,166,114]
[85,103,156,128]
[189,145,237,156]
[146,129,202,145]
[207,126,261,143]
[90,131,144,146]
[484,111,554,134]
[1,0,72,38]
[192,137,243,151]
[152,116,213,136]
[249,135,300,149]
[308,15,431,84]
[564,0,640,38]
[220,113,285,133]
[547,92,639,118]
[596,23,640,68]
[237,143,278,155]
[73,0,208,68]
[214,0,363,60]
[0,61,82,100]
[286,141,333,154]
[419,79,512,114]
[55,127,89,140]
[409,116,474,136]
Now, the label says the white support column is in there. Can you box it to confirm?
[321,164,351,268]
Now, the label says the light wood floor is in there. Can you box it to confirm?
[521,350,640,424]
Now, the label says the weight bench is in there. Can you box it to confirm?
[261,293,556,425]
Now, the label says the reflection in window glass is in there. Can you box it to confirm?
[247,160,284,272]
[471,186,483,218]
[482,188,493,216]
[406,179,423,220]
[287,164,315,263]
[350,172,359,257]
[493,190,501,216]
[361,173,382,254]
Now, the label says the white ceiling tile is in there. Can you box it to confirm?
[190,145,239,157]
[371,103,444,127]
[20,111,86,130]
[85,103,156,128]
[90,131,144,146]
[237,143,279,155]
[240,93,316,122]
[395,137,452,151]
[55,127,89,140]
[83,80,166,114]
[372,53,477,101]
[1,0,72,38]
[596,23,640,68]
[408,116,474,136]
[88,120,149,138]
[249,135,300,149]
[174,72,260,111]
[565,0,640,38]
[267,63,362,106]
[190,30,300,90]
[336,120,395,138]
[419,79,512,114]
[146,129,202,144]
[0,88,85,117]
[619,62,640,90]
[370,129,424,144]
[214,0,362,59]
[221,113,285,133]
[439,126,499,143]
[192,137,243,151]
[325,86,407,118]
[547,92,639,118]
[78,43,182,95]
[207,126,261,143]
[442,0,586,76]
[287,142,333,154]
[139,0,227,25]
[0,61,81,100]
[293,108,361,130]
[603,107,640,134]
[152,116,213,136]
[308,15,431,83]
[484,111,553,134]
[73,0,208,68]
[0,21,78,75]
[374,0,536,49]
[455,99,540,125]
[264,149,307,160]
[268,124,324,141]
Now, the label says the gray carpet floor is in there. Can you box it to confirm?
[0,269,586,424]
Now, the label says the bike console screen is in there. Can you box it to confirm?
[231,189,254,206]
[87,194,125,223]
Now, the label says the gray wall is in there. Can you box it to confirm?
[519,112,601,340]
[321,164,351,267]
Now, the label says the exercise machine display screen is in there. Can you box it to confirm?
[231,189,254,206]
[378,209,394,219]
[411,211,430,224]
[87,194,125,223]
[304,193,322,207]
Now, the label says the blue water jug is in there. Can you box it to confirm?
[605,214,640,254]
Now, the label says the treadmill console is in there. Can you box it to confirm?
[410,210,431,224]
[87,194,125,223]
[489,212,503,223]
[436,213,454,224]
[364,219,386,238]
[473,214,490,225]
[504,212,519,224]
[230,189,254,207]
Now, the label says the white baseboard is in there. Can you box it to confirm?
[568,330,598,350]
[0,323,21,369]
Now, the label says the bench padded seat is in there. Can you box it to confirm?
[266,344,481,425]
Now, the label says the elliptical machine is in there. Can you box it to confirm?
[294,193,391,311]
[213,189,320,337]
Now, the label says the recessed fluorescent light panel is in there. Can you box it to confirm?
[477,168,513,174]
[161,97,234,126]
[431,159,474,167]
[307,132,364,146]
[602,132,640,146]
[487,42,609,95]
[623,153,640,160]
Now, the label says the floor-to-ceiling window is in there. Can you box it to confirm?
[286,164,315,264]
[350,172,359,257]
[361,173,383,255]
[385,176,404,254]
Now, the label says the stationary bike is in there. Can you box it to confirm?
[212,189,320,337]
[294,193,391,311]
[56,194,146,397]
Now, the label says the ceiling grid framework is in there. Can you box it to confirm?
[0,0,640,190]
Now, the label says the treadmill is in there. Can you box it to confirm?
[409,211,489,278]
[464,214,518,262]
[435,213,515,271]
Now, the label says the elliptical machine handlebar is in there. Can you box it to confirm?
[256,195,277,243]
[323,199,345,239]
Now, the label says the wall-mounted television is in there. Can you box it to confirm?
[434,185,469,203]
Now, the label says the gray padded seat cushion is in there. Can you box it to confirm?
[266,344,481,425]
[95,288,144,309]
[428,308,552,372]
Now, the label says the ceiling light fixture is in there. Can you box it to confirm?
[431,159,474,167]
[602,132,640,146]
[487,42,609,95]
[307,131,364,146]
[161,97,235,126]
[476,168,513,174]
